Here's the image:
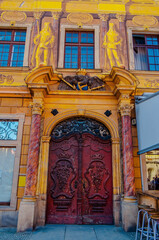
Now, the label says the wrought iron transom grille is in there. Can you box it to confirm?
[51,117,111,140]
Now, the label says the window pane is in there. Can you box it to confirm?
[72,46,78,54]
[81,32,94,43]
[10,44,24,67]
[88,55,93,62]
[149,57,155,64]
[14,31,26,42]
[66,32,78,43]
[72,62,78,68]
[0,148,16,203]
[65,62,71,68]
[0,120,18,140]
[134,47,148,70]
[146,150,159,190]
[133,35,145,45]
[148,48,154,56]
[65,46,71,54]
[65,45,78,68]
[149,65,155,71]
[88,63,94,69]
[0,61,7,66]
[81,62,87,68]
[81,46,94,69]
[2,44,10,53]
[0,30,12,41]
[147,40,152,45]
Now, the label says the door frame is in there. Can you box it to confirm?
[36,110,121,226]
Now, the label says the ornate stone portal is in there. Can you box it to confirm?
[16,66,138,232]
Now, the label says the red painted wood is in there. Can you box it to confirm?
[46,135,79,224]
[82,133,113,224]
[46,133,113,224]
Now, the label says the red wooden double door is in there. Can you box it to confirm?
[46,122,113,224]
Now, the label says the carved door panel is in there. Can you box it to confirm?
[46,117,113,225]
[46,135,78,224]
[82,133,113,224]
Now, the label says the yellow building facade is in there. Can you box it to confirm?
[0,0,159,232]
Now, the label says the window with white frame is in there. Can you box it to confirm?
[58,25,100,69]
[133,34,159,71]
[0,115,24,208]
[0,29,26,67]
[0,24,32,68]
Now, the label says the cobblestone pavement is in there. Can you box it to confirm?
[0,225,135,240]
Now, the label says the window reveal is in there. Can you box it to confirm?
[0,29,26,67]
[0,147,16,204]
[64,31,94,69]
[133,34,159,71]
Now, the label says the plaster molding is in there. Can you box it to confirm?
[118,103,134,116]
[52,11,61,20]
[98,14,109,22]
[116,14,126,22]
[1,11,27,23]
[33,11,44,20]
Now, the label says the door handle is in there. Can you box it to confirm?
[74,180,78,189]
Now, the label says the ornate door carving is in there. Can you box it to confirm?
[46,118,113,224]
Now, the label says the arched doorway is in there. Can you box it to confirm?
[46,117,113,224]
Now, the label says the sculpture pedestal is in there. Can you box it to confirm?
[17,197,37,232]
[122,198,138,232]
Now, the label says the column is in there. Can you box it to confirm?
[36,136,51,226]
[112,138,121,226]
[52,12,61,69]
[98,14,109,70]
[119,102,136,199]
[30,12,44,68]
[118,95,138,232]
[24,102,43,197]
[17,96,44,232]
[116,14,127,68]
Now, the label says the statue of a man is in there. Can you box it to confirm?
[103,23,122,69]
[32,22,54,68]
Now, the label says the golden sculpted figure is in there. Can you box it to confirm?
[32,22,54,68]
[103,23,122,69]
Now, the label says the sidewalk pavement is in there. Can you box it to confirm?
[0,225,135,240]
